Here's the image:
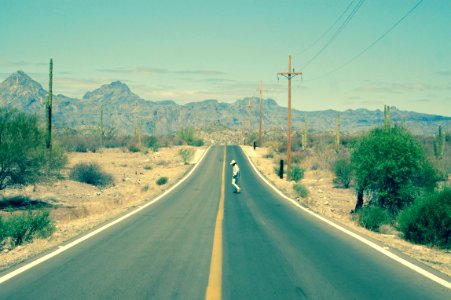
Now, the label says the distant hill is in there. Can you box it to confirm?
[1,71,450,135]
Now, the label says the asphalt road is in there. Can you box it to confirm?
[0,145,449,299]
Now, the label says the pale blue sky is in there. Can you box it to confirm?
[1,0,450,115]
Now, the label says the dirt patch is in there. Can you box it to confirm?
[0,146,206,271]
[241,145,451,277]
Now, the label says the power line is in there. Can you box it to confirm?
[306,0,424,81]
[301,0,366,70]
[294,0,356,55]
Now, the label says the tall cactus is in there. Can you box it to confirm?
[336,112,341,152]
[46,59,53,150]
[302,114,308,150]
[134,119,142,147]
[434,125,445,160]
[384,105,391,131]
[99,103,104,147]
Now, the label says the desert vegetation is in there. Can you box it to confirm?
[253,119,450,250]
[0,106,205,263]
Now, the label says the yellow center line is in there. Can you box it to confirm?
[205,147,226,300]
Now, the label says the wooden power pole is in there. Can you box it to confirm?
[277,55,302,180]
[259,80,263,147]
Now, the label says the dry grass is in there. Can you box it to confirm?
[241,145,451,277]
[0,146,206,271]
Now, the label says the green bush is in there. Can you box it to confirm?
[156,176,168,186]
[293,184,309,198]
[127,144,140,153]
[332,158,353,188]
[0,108,67,190]
[144,136,160,151]
[398,188,451,249]
[0,216,5,242]
[357,206,392,232]
[69,162,113,187]
[141,184,150,192]
[178,127,204,146]
[1,210,55,248]
[352,126,439,214]
[179,148,195,165]
[290,166,304,182]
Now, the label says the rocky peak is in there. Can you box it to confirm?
[0,71,47,109]
[0,70,45,93]
[82,81,135,102]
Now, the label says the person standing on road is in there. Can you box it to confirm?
[230,159,241,193]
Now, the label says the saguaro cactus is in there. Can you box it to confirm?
[302,114,308,150]
[336,112,341,152]
[384,105,391,131]
[99,103,104,147]
[46,59,53,150]
[434,125,445,160]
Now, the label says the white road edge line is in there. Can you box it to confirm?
[242,147,451,290]
[0,146,211,285]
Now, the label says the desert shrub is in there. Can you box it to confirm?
[352,126,439,214]
[127,144,140,153]
[156,177,168,185]
[69,162,113,187]
[143,165,153,170]
[293,184,309,198]
[0,108,67,190]
[264,152,274,159]
[179,148,195,165]
[332,158,353,188]
[144,135,160,151]
[2,210,55,247]
[141,184,150,192]
[290,166,304,182]
[0,216,5,242]
[357,206,392,232]
[178,127,204,146]
[0,195,54,211]
[310,163,320,170]
[397,188,451,249]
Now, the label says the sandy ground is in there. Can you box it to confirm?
[0,146,206,271]
[241,145,451,278]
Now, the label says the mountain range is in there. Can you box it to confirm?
[1,71,449,136]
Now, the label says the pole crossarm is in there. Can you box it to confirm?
[277,72,302,79]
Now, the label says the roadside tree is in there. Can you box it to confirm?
[0,108,66,190]
[351,126,438,214]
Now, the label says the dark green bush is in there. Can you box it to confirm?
[352,126,439,214]
[178,127,204,146]
[0,108,67,190]
[1,210,55,247]
[398,188,451,249]
[293,184,309,198]
[144,136,160,151]
[156,177,168,186]
[332,158,353,188]
[127,144,140,153]
[290,166,304,182]
[357,206,392,232]
[69,162,113,187]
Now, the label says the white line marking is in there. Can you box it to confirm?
[241,146,451,290]
[0,147,211,284]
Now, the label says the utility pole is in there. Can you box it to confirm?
[277,55,302,180]
[259,80,263,147]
